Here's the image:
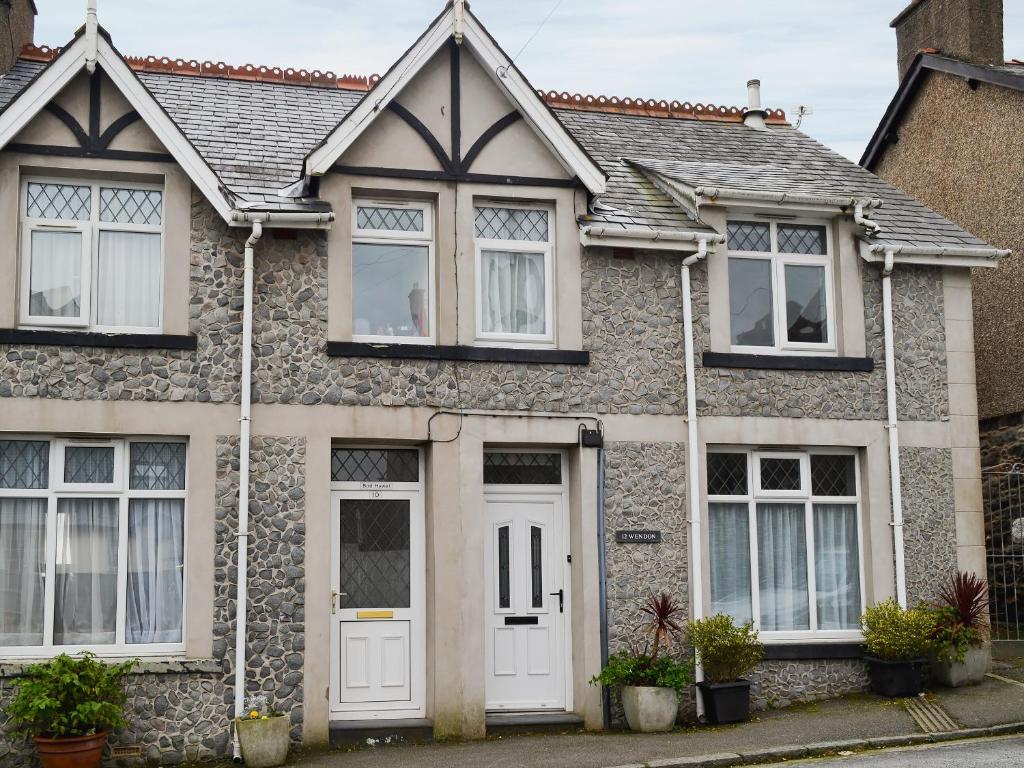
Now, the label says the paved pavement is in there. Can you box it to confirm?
[291,659,1024,768]
[769,735,1024,766]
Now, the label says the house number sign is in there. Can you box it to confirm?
[615,530,662,544]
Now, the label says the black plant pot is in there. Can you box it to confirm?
[698,679,751,724]
[866,656,925,698]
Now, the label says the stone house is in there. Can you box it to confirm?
[861,0,1022,468]
[0,0,1004,764]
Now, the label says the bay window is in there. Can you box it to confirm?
[706,448,863,639]
[726,220,835,354]
[0,437,186,655]
[20,179,164,332]
[351,200,434,343]
[474,203,554,345]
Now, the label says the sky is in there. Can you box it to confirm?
[31,1,1024,162]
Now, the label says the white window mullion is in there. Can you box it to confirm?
[746,497,761,632]
[43,483,58,650]
[115,494,129,647]
[804,498,818,632]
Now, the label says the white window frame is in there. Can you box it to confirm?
[351,199,435,345]
[474,201,555,347]
[727,219,836,356]
[706,447,865,642]
[19,177,165,334]
[0,435,187,658]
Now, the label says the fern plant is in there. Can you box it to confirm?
[4,653,137,738]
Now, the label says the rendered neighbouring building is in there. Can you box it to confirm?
[0,1,1004,764]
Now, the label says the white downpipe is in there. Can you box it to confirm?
[682,238,709,717]
[881,248,907,609]
[232,221,262,761]
[854,200,882,237]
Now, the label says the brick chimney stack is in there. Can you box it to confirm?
[0,0,35,75]
[891,0,1004,81]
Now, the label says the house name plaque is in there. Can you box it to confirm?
[615,530,662,544]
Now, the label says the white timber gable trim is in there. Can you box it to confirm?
[303,5,607,195]
[0,32,235,223]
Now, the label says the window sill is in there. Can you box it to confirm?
[0,329,198,351]
[0,657,218,677]
[703,351,874,372]
[327,341,590,365]
[762,642,865,661]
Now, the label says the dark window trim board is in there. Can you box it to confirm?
[0,328,198,351]
[327,341,589,365]
[702,351,874,373]
[762,643,864,661]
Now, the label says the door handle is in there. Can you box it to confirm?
[331,589,347,615]
[549,589,564,613]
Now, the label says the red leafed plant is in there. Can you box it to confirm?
[639,591,686,660]
[938,571,989,630]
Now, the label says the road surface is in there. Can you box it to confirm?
[769,735,1024,767]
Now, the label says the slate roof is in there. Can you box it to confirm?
[0,57,992,251]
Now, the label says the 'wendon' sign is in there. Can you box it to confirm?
[615,530,661,544]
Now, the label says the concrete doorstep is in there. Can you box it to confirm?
[605,723,1024,768]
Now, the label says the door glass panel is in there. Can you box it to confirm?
[530,525,543,609]
[498,525,510,609]
[338,499,410,609]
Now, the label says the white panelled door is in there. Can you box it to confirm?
[329,489,425,719]
[484,491,569,711]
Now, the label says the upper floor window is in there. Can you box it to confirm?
[0,437,186,656]
[20,179,164,332]
[352,200,434,344]
[706,448,863,640]
[474,203,554,346]
[727,220,834,354]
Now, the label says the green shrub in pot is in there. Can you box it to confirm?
[590,592,693,732]
[688,614,763,724]
[4,652,136,768]
[861,599,936,697]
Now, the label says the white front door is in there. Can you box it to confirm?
[329,486,425,719]
[484,490,569,711]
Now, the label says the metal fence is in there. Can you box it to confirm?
[984,464,1024,641]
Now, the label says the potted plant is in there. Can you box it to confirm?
[688,614,764,724]
[236,694,290,768]
[590,592,693,732]
[3,652,136,768]
[929,571,991,687]
[861,599,936,697]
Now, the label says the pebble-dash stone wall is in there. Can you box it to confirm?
[215,436,307,743]
[900,446,957,605]
[750,660,868,710]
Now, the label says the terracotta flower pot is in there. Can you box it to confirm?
[33,732,107,768]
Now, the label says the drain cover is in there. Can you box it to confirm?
[904,695,958,733]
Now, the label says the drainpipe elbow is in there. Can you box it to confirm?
[682,238,710,267]
[883,247,895,277]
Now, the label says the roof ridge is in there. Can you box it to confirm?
[18,42,788,124]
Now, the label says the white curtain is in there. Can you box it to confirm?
[29,230,82,318]
[814,503,861,630]
[127,499,184,644]
[54,498,118,646]
[0,498,46,647]
[480,249,546,335]
[708,502,752,623]
[96,231,161,328]
[757,503,809,631]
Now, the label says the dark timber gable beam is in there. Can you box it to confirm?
[5,67,171,163]
[332,36,568,188]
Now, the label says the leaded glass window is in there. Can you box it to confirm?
[331,448,419,483]
[337,499,411,609]
[483,452,562,485]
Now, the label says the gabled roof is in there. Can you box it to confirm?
[0,27,236,221]
[861,52,1024,170]
[303,1,608,194]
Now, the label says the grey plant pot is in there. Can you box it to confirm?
[931,644,991,688]
[621,685,678,732]
[237,716,290,768]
